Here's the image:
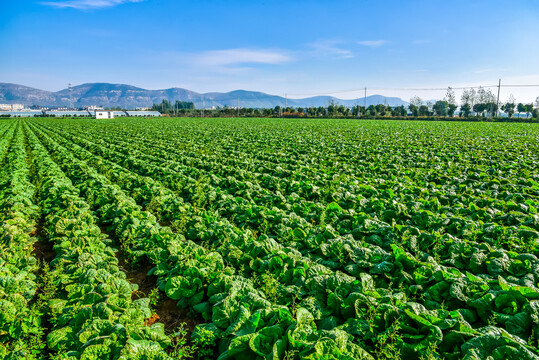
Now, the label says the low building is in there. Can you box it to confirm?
[85,105,104,111]
[95,110,115,119]
[0,104,25,111]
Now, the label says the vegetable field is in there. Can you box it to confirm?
[1,117,539,360]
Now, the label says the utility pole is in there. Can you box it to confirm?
[202,99,205,118]
[496,79,501,118]
[364,87,367,109]
[68,83,73,109]
[285,93,287,109]
[237,97,239,117]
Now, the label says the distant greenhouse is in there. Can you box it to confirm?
[48,111,92,117]
[125,111,162,117]
[0,111,43,117]
[0,110,162,118]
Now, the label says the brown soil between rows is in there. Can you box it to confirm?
[30,218,55,357]
[117,252,204,337]
[33,237,56,264]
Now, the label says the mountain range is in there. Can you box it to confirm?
[0,82,408,109]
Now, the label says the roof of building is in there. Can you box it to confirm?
[0,111,42,116]
[125,111,161,116]
[47,111,91,117]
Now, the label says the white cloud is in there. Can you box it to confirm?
[40,0,143,10]
[358,40,389,47]
[195,48,293,66]
[307,40,354,58]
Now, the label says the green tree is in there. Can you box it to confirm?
[461,88,477,115]
[474,87,496,118]
[525,103,533,118]
[327,101,337,117]
[486,102,498,118]
[448,103,458,117]
[408,104,418,117]
[409,96,423,117]
[502,94,516,118]
[391,105,406,117]
[460,103,472,117]
[473,103,487,117]
[418,105,430,116]
[444,87,457,116]
[433,100,449,116]
[517,103,526,117]
[175,100,195,110]
[336,104,347,116]
[375,104,388,116]
[151,99,194,114]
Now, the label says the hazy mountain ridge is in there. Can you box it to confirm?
[0,82,408,109]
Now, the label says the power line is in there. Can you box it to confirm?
[500,84,539,87]
[286,84,539,97]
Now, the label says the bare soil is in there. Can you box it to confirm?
[30,215,55,357]
[117,251,204,336]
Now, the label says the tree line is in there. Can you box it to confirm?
[151,88,539,120]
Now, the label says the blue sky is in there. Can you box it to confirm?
[1,0,539,102]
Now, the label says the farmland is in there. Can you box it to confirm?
[1,117,539,359]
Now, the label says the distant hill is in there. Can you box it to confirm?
[0,82,408,109]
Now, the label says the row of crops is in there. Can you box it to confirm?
[1,117,539,359]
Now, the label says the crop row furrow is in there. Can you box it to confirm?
[0,121,17,168]
[0,122,44,358]
[22,122,173,359]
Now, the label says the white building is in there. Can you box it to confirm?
[0,104,24,111]
[95,110,114,119]
[85,105,104,111]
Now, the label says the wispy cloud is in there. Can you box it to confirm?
[195,48,293,66]
[307,40,354,58]
[40,0,143,10]
[358,40,389,47]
